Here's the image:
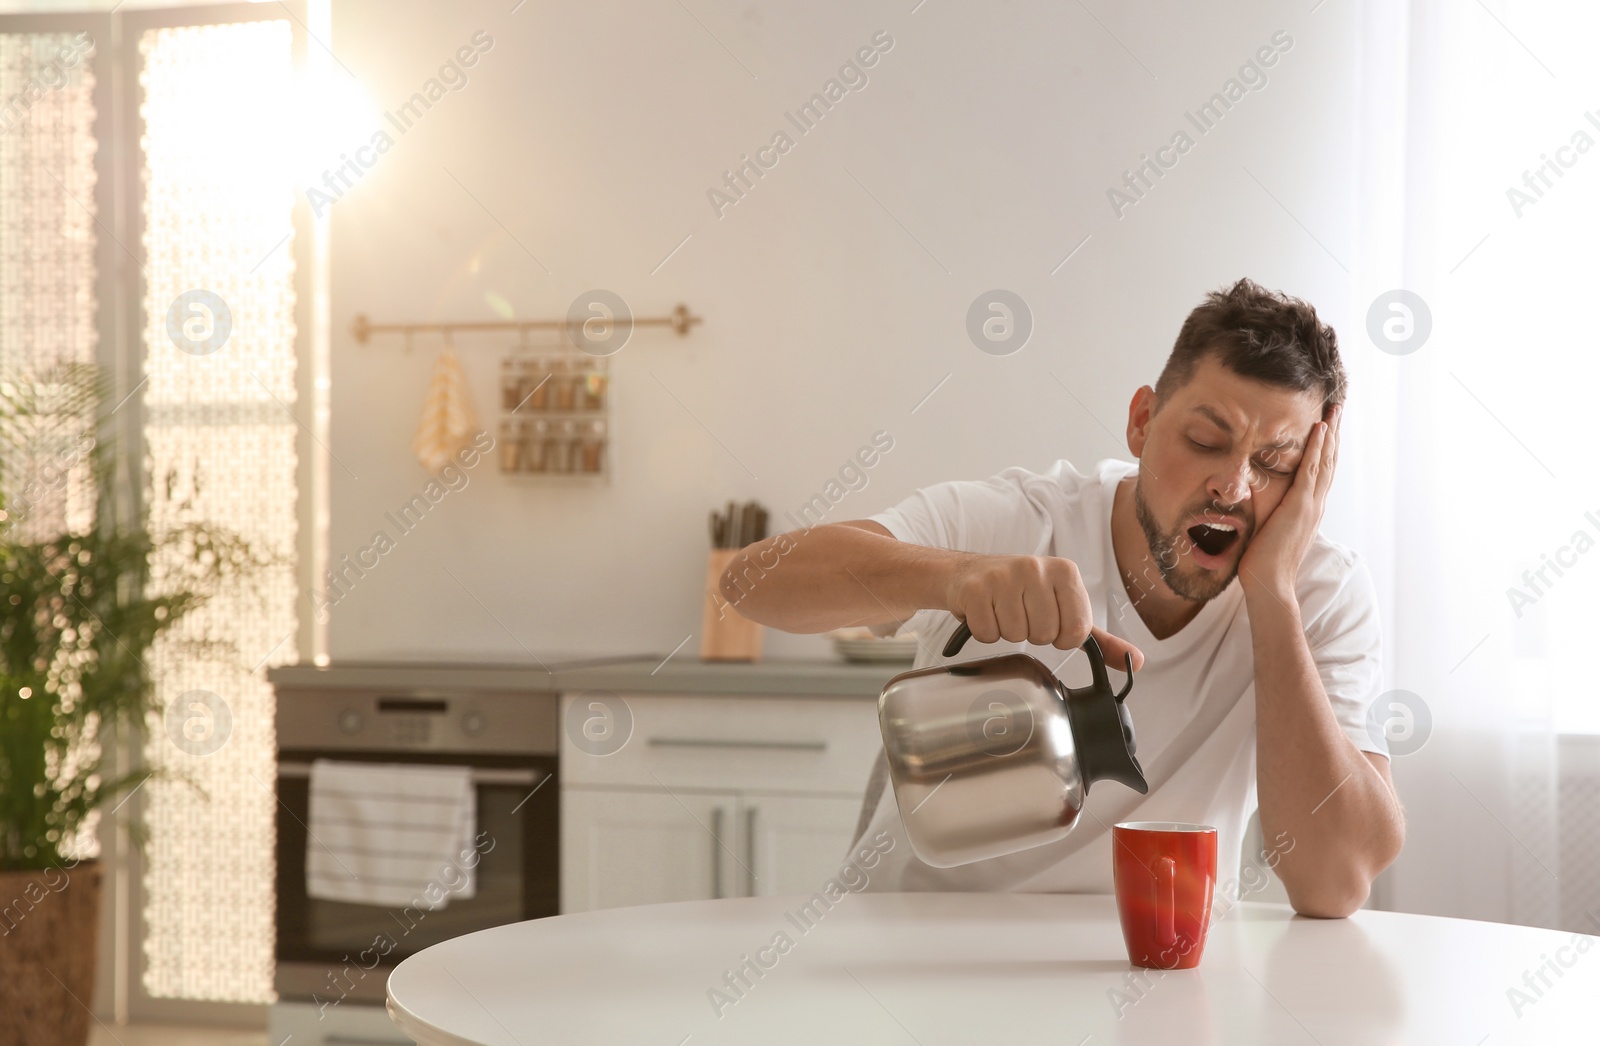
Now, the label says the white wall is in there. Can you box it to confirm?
[323,0,1368,661]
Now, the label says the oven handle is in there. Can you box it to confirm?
[276,761,542,787]
[646,737,827,752]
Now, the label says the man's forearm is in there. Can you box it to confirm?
[719,523,957,634]
[1244,578,1405,918]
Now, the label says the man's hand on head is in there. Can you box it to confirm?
[1237,402,1342,599]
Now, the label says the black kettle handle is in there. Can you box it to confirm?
[940,621,975,658]
[942,621,1134,700]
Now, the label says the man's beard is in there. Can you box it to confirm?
[1132,475,1240,603]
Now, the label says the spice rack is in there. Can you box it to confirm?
[499,353,610,478]
[349,303,703,484]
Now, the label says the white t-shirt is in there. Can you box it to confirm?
[850,457,1389,893]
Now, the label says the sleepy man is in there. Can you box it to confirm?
[720,278,1405,918]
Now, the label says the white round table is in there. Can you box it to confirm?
[386,892,1599,1045]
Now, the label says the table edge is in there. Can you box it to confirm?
[387,990,483,1046]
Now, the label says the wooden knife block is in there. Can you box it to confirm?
[701,548,763,662]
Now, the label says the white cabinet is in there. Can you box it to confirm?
[562,789,864,911]
[563,788,736,910]
[560,693,877,913]
[742,793,864,898]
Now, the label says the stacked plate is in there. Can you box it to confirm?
[829,627,920,664]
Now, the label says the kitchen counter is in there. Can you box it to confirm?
[266,655,907,698]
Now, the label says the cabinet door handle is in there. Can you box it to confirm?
[744,805,758,897]
[711,805,725,899]
[648,737,827,752]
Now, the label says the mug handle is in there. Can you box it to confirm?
[1155,856,1176,950]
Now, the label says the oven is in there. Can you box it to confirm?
[272,686,559,1009]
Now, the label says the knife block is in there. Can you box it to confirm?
[701,548,763,662]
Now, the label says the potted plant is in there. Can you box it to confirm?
[0,363,253,1046]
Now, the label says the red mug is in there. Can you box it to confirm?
[1112,821,1218,970]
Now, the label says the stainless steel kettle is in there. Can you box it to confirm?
[878,621,1148,867]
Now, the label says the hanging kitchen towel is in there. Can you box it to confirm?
[412,343,477,473]
[305,760,477,910]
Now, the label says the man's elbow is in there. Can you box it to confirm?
[1288,880,1369,919]
[1287,827,1404,920]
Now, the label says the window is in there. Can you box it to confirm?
[1,2,325,1015]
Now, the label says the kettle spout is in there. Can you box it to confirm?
[1064,640,1149,796]
[1092,751,1150,795]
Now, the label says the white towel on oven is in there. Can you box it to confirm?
[305,760,477,909]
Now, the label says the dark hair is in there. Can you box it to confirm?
[1154,278,1346,413]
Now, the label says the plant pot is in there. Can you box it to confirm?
[0,859,102,1046]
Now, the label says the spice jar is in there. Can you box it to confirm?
[552,358,576,412]
[524,361,552,411]
[499,420,521,471]
[501,359,520,411]
[544,419,576,473]
[581,367,607,411]
[523,419,550,473]
[579,418,606,473]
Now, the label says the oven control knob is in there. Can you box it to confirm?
[337,708,364,735]
[461,711,487,737]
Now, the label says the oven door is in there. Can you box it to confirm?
[274,749,558,1004]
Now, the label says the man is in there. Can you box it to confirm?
[723,278,1405,918]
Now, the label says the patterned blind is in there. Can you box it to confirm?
[137,19,298,1003]
[0,30,99,541]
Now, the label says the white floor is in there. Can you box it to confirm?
[88,1026,268,1046]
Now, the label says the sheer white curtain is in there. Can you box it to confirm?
[1351,0,1600,929]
